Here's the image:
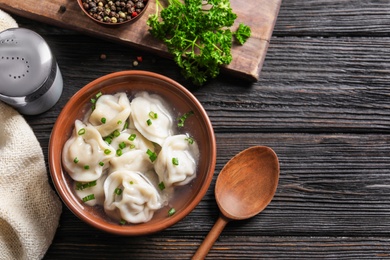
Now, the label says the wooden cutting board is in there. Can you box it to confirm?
[0,0,282,81]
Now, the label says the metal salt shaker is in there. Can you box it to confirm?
[0,28,63,115]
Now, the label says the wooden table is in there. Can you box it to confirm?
[8,0,390,258]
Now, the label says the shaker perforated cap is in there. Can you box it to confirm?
[0,28,54,97]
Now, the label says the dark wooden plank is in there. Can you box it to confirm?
[274,0,390,36]
[44,235,390,259]
[0,0,282,81]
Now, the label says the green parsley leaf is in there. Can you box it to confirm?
[147,0,251,85]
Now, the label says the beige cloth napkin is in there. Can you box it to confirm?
[0,102,62,259]
[0,9,17,31]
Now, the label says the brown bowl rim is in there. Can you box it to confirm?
[49,70,216,235]
[76,0,149,26]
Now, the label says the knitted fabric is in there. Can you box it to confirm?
[0,9,17,31]
[0,68,62,259]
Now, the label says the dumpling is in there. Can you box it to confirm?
[88,92,131,137]
[154,134,199,187]
[130,92,173,145]
[110,129,155,154]
[109,149,154,173]
[62,120,115,182]
[104,170,162,224]
[74,174,107,206]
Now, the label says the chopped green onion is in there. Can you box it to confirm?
[101,117,106,124]
[128,134,136,141]
[84,165,90,170]
[114,187,123,195]
[146,119,152,126]
[119,142,126,149]
[95,92,103,99]
[158,181,165,191]
[73,157,79,164]
[76,180,97,190]
[91,92,103,111]
[168,208,176,217]
[129,144,135,149]
[104,149,112,155]
[119,219,126,225]
[78,128,86,135]
[104,136,113,144]
[149,111,158,119]
[130,181,134,184]
[185,137,194,144]
[116,149,123,156]
[99,161,104,166]
[122,120,129,130]
[146,149,157,162]
[178,111,194,127]
[82,194,95,202]
[117,120,122,125]
[113,130,120,137]
[172,157,179,166]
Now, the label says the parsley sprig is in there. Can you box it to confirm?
[147,0,251,86]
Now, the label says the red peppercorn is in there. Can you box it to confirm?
[131,11,138,18]
[136,56,143,62]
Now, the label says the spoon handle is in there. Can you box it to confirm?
[192,215,229,260]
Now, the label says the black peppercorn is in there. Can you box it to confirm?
[135,2,144,9]
[58,5,67,13]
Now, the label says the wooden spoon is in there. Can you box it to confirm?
[193,146,280,259]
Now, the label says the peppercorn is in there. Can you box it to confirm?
[118,11,126,19]
[58,5,67,13]
[135,2,144,9]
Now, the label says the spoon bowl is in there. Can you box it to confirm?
[193,146,279,259]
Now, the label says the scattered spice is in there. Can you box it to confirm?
[100,53,107,60]
[58,5,67,13]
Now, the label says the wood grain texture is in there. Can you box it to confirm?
[274,0,390,36]
[0,0,282,81]
[4,0,390,258]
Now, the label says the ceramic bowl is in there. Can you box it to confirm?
[49,70,216,235]
[77,0,149,26]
